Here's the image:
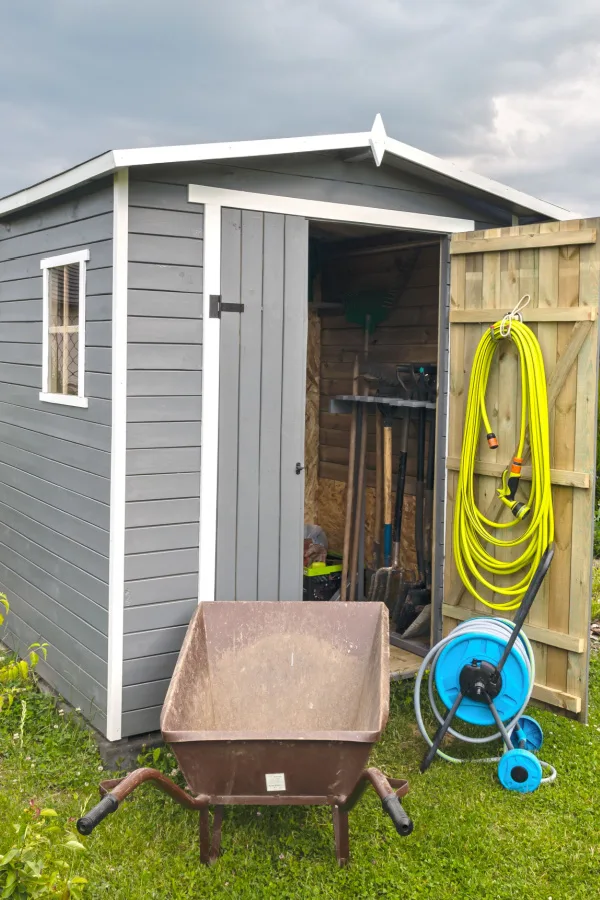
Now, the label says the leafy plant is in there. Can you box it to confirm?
[0,805,87,899]
[0,597,47,712]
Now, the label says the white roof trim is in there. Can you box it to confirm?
[0,115,574,220]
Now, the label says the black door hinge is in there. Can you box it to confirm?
[209,295,245,318]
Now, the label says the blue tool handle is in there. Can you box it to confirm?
[383,524,392,566]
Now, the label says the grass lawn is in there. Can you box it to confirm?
[1,652,599,900]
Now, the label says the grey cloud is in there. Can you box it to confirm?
[1,1,600,213]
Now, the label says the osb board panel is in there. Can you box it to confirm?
[317,478,418,578]
[445,219,600,720]
[304,306,321,523]
[390,645,422,681]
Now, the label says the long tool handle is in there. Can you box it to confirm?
[350,405,367,601]
[373,410,383,569]
[414,407,426,583]
[383,420,393,566]
[340,355,359,601]
[391,413,410,568]
[423,412,436,587]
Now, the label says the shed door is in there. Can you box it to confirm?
[444,220,600,720]
[216,208,309,601]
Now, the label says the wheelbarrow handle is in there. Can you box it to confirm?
[77,794,119,835]
[381,793,414,837]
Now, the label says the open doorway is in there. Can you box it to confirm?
[303,221,443,675]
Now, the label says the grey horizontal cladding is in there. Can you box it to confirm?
[123,624,188,659]
[127,370,202,396]
[125,498,200,528]
[0,557,108,659]
[128,290,202,319]
[0,212,113,262]
[0,479,108,555]
[125,523,200,555]
[0,321,42,342]
[126,422,202,450]
[0,400,110,451]
[87,321,111,347]
[124,597,196,634]
[0,344,40,366]
[0,382,111,426]
[1,578,107,685]
[128,178,193,213]
[122,678,171,713]
[0,299,41,321]
[87,347,112,374]
[126,448,200,475]
[128,344,202,370]
[127,396,201,423]
[0,439,109,503]
[126,473,200,501]
[121,706,161,737]
[0,180,113,240]
[124,547,198,581]
[129,233,202,268]
[128,262,202,293]
[0,420,110,477]
[122,650,179,685]
[86,295,113,321]
[3,608,107,720]
[0,499,108,581]
[125,574,198,609]
[0,459,109,530]
[0,239,112,283]
[146,157,480,219]
[0,521,108,607]
[129,206,203,240]
[0,362,40,389]
[127,317,202,344]
[0,267,111,303]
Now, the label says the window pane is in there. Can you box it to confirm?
[47,262,80,396]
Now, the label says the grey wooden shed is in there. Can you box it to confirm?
[0,115,576,740]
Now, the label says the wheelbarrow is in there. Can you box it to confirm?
[77,602,412,866]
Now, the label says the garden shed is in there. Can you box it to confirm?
[0,115,597,742]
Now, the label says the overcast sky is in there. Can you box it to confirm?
[1,0,600,213]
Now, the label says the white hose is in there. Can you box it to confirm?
[414,618,556,783]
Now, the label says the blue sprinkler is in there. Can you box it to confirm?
[415,546,556,792]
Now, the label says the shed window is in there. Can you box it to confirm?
[40,250,89,408]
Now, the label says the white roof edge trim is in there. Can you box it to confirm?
[0,151,116,218]
[384,136,575,221]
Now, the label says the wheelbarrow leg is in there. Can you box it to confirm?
[332,806,350,867]
[199,806,224,865]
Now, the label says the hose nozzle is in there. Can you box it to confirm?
[498,458,529,518]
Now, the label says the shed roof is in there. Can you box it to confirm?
[0,114,574,221]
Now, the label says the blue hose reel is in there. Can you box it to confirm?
[415,547,556,793]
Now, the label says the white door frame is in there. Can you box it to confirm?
[189,183,475,606]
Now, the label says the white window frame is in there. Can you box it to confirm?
[39,249,89,408]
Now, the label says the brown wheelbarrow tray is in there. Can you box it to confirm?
[77,602,412,866]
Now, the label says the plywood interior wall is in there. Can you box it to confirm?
[306,241,440,575]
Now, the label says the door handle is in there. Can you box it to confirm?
[295,462,305,475]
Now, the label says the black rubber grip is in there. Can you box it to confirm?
[76,794,119,835]
[381,794,414,837]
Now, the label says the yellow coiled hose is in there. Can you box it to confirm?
[453,318,554,611]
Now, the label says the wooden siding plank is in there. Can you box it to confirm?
[0,382,111,427]
[125,498,200,528]
[0,239,112,282]
[128,343,202,370]
[128,178,192,212]
[123,625,188,659]
[279,215,308,600]
[127,370,202,396]
[126,422,202,450]
[450,229,596,255]
[126,447,200,476]
[127,396,201,423]
[441,604,584,653]
[127,317,202,344]
[0,440,109,502]
[129,206,203,239]
[445,457,589,489]
[0,420,109,477]
[121,707,161,737]
[0,212,113,262]
[0,400,110,451]
[216,209,242,602]
[124,548,199,581]
[122,651,179,686]
[235,210,263,601]
[129,233,203,267]
[125,524,200,556]
[122,678,172,713]
[128,289,202,319]
[449,307,596,323]
[124,596,197,630]
[128,261,202,293]
[125,473,200,502]
[87,321,112,347]
[0,183,112,240]
[258,213,284,599]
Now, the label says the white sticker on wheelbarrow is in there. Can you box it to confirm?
[265,773,286,791]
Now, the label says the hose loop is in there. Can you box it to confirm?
[499,293,531,337]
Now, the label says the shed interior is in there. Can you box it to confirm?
[304,222,441,669]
